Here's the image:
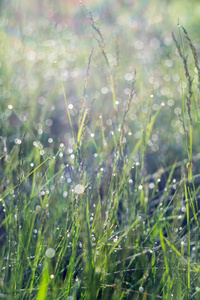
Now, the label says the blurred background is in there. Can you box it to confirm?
[1,0,200,173]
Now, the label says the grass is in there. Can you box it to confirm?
[1,1,200,299]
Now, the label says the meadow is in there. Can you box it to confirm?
[1,0,200,299]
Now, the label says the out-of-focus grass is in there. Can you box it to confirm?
[1,1,200,299]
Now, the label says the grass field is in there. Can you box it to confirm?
[1,1,200,299]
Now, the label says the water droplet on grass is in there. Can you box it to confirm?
[48,138,53,143]
[101,87,108,94]
[114,236,118,243]
[63,191,68,198]
[68,104,73,110]
[149,183,155,189]
[181,206,186,212]
[14,138,22,144]
[74,184,84,194]
[45,248,55,258]
[139,286,144,293]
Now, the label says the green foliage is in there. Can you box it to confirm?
[1,1,200,299]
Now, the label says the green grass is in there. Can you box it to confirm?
[1,1,200,299]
